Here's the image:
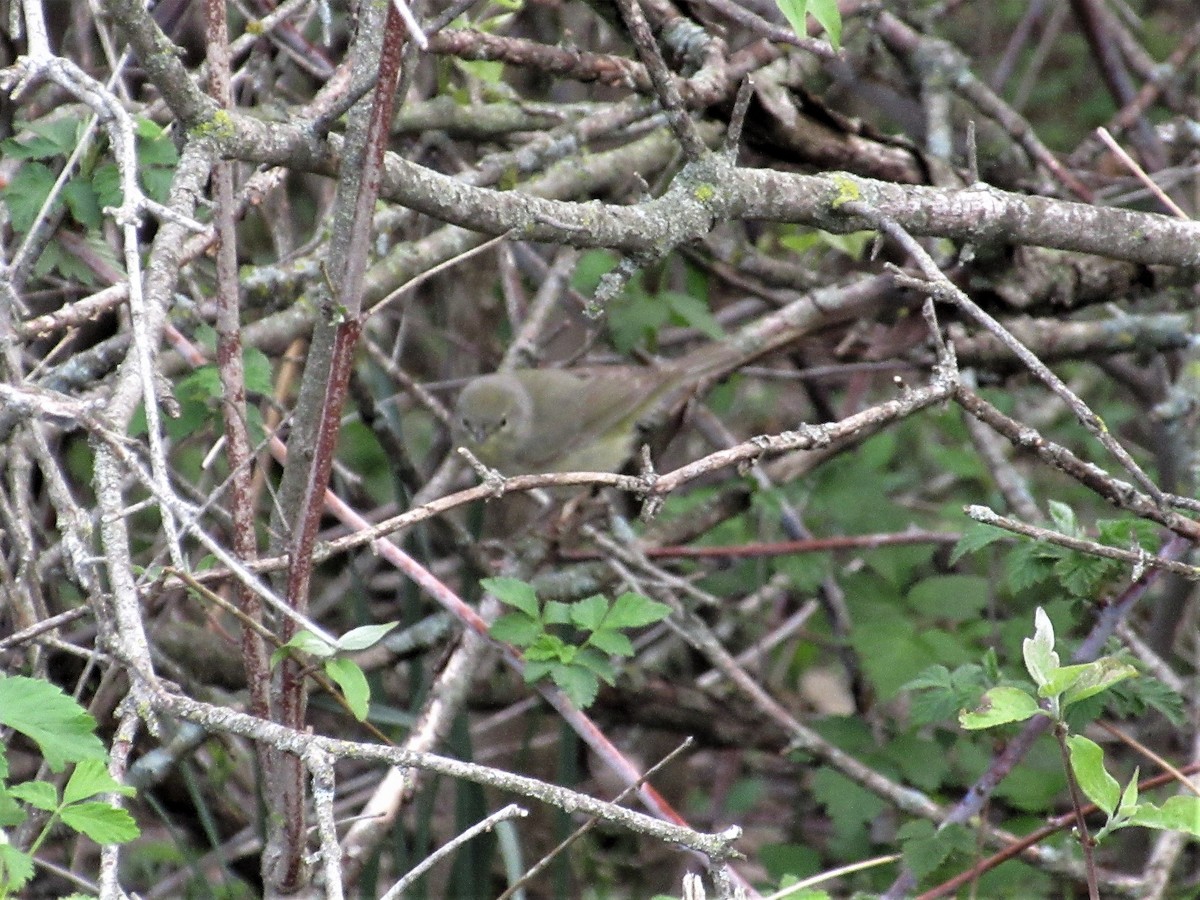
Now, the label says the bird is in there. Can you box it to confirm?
[452,277,890,475]
[453,365,695,475]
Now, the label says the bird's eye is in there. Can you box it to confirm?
[499,416,507,427]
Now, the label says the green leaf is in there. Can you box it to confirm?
[906,574,989,621]
[551,664,599,708]
[522,658,554,683]
[959,686,1043,729]
[949,522,1011,564]
[243,347,274,395]
[9,780,58,812]
[482,577,539,618]
[572,647,617,684]
[605,592,671,628]
[1066,735,1120,816]
[774,0,809,40]
[325,657,371,721]
[587,628,634,657]
[1046,500,1079,535]
[570,594,610,632]
[0,675,106,771]
[1022,607,1059,689]
[0,843,35,892]
[489,612,542,647]
[0,789,27,828]
[2,135,62,160]
[60,800,140,844]
[91,163,122,209]
[608,288,669,353]
[136,127,179,168]
[542,600,573,625]
[807,0,841,48]
[1060,657,1137,709]
[902,663,988,726]
[1117,768,1139,816]
[336,622,398,652]
[1054,552,1118,597]
[525,633,573,663]
[662,291,723,339]
[1005,541,1054,592]
[571,250,618,294]
[455,59,506,84]
[4,118,81,159]
[276,630,336,659]
[1151,795,1200,836]
[4,162,59,232]
[64,759,133,805]
[61,178,103,230]
[141,162,174,204]
[1128,795,1200,836]
[898,819,973,878]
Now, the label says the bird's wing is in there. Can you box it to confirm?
[517,367,669,471]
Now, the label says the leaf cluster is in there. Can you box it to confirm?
[485,576,671,708]
[0,676,140,896]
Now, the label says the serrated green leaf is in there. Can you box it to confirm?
[9,780,58,812]
[525,633,572,663]
[61,178,103,230]
[141,164,174,204]
[11,117,82,158]
[588,628,634,657]
[64,759,133,805]
[570,594,610,632]
[899,819,973,878]
[541,600,572,625]
[91,163,121,209]
[0,789,27,828]
[1054,552,1118,597]
[1005,541,1053,592]
[2,134,64,160]
[522,659,554,682]
[136,130,178,168]
[4,162,59,232]
[551,664,599,708]
[325,657,370,720]
[482,576,539,617]
[959,686,1042,729]
[1066,735,1120,816]
[489,612,542,647]
[0,675,106,771]
[60,800,140,844]
[0,843,35,892]
[949,522,1011,564]
[572,647,617,684]
[605,592,672,628]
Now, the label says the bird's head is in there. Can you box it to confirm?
[452,373,533,469]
